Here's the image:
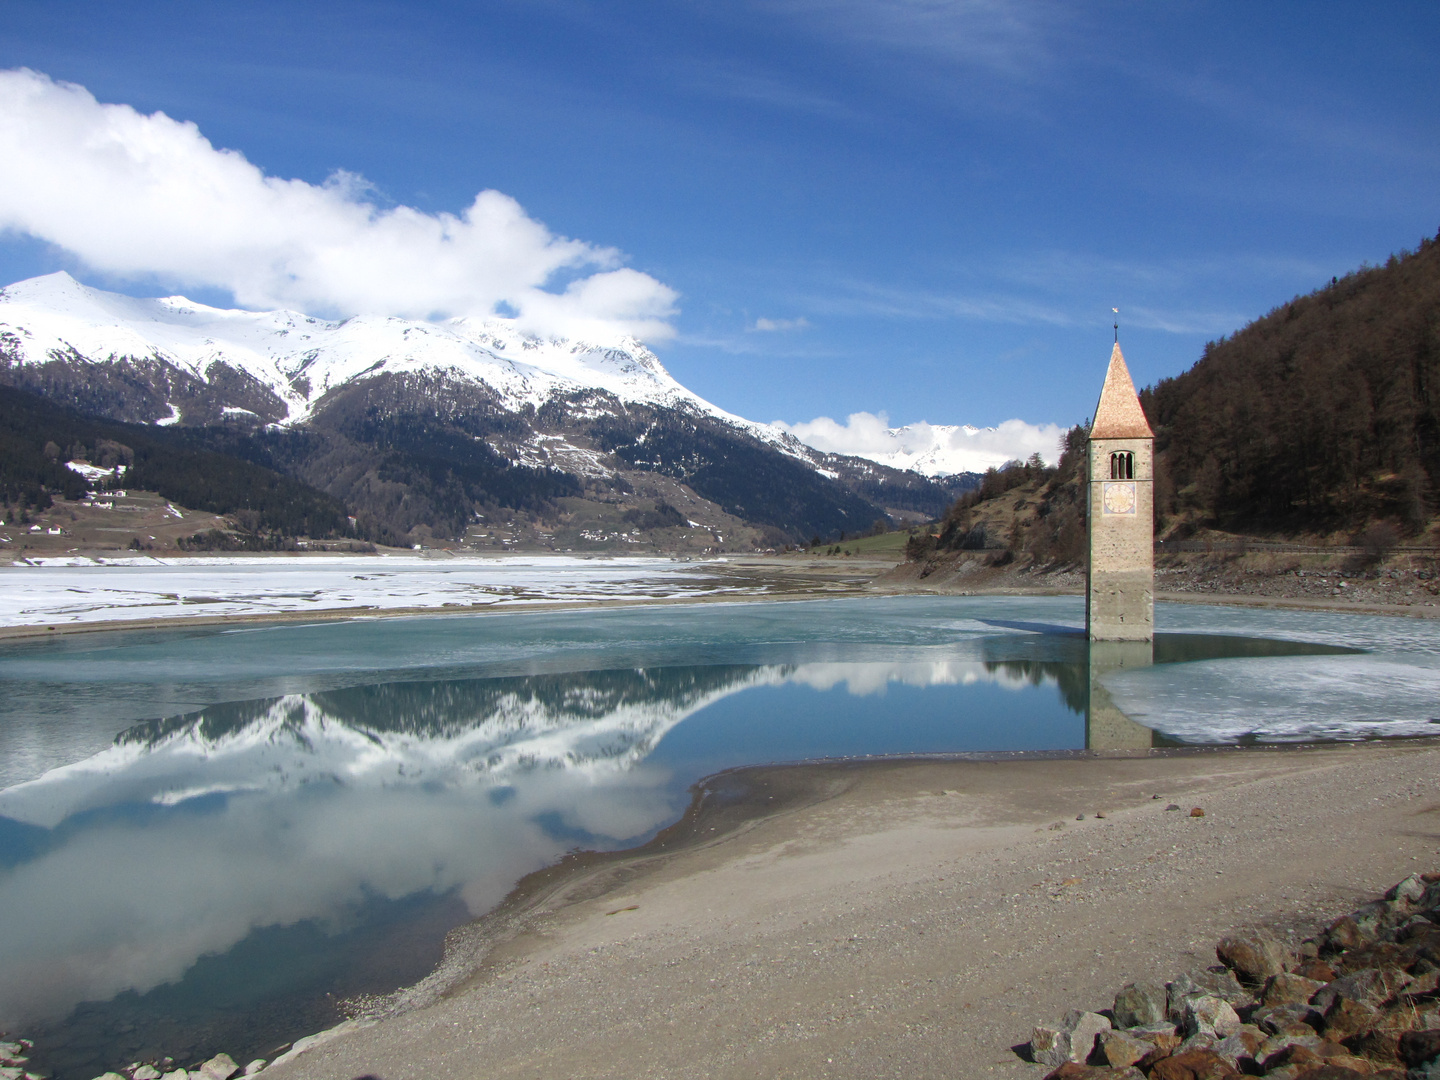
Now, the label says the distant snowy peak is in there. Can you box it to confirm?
[0,271,735,427]
[865,422,1002,477]
[777,414,1066,478]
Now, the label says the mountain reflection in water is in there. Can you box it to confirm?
[0,655,1080,1059]
[0,595,1423,1079]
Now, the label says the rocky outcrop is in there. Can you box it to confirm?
[1028,872,1440,1079]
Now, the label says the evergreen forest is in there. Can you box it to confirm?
[1143,230,1440,533]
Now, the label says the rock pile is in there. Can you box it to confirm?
[84,1052,268,1080]
[1028,872,1440,1079]
[0,1036,272,1080]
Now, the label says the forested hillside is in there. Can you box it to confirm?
[915,231,1440,564]
[0,274,943,549]
[0,385,350,539]
[593,410,889,542]
[1143,230,1440,533]
[905,427,1088,564]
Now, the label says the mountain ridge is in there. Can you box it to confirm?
[0,273,977,547]
[0,271,753,428]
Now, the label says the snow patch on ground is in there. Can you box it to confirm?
[65,461,120,482]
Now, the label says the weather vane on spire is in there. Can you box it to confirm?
[1113,307,1119,343]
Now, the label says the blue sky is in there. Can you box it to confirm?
[0,0,1436,441]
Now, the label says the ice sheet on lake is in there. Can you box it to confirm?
[0,555,751,627]
[1156,601,1440,655]
[1114,601,1440,742]
[1105,653,1440,742]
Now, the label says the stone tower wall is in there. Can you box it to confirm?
[1086,436,1154,640]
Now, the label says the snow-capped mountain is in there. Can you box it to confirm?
[0,273,968,543]
[0,271,771,436]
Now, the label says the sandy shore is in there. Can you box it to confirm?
[261,740,1440,1080]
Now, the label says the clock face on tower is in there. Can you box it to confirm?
[1102,481,1137,516]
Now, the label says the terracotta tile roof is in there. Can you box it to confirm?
[1090,343,1154,439]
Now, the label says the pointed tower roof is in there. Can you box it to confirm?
[1090,342,1154,439]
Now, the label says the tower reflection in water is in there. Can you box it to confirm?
[978,629,1365,752]
[975,631,1156,750]
[1086,639,1157,749]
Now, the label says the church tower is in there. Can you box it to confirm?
[1086,343,1154,641]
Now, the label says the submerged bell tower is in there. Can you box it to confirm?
[1086,342,1154,641]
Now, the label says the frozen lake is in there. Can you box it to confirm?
[0,554,770,628]
[1,595,1437,1077]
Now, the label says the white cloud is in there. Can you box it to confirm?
[776,410,1065,475]
[0,69,677,342]
[751,315,811,332]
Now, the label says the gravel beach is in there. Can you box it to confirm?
[260,741,1440,1080]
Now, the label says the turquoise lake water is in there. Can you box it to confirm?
[1,595,1437,1077]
